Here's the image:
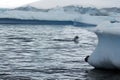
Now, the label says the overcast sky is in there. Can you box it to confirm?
[0,0,39,8]
[0,0,120,8]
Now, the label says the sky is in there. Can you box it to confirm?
[0,0,39,8]
[0,0,120,9]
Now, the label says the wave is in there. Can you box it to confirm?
[0,18,96,26]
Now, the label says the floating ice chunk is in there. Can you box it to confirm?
[86,22,120,69]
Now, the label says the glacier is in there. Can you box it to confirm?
[0,6,117,25]
[0,18,96,26]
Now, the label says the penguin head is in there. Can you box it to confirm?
[75,36,79,39]
[85,55,90,62]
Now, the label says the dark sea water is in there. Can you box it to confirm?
[0,25,119,80]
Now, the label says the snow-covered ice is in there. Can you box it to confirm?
[87,22,120,69]
[0,9,116,25]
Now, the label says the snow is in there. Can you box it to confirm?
[87,22,120,69]
[0,9,115,25]
[94,21,120,35]
[0,10,80,21]
[77,15,114,24]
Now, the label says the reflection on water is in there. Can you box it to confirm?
[87,69,120,80]
[0,25,118,80]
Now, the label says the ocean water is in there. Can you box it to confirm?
[0,25,119,80]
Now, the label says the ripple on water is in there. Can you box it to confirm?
[0,25,97,80]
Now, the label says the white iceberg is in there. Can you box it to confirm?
[86,21,120,69]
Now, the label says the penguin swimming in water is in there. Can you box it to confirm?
[53,36,79,43]
[73,36,79,43]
